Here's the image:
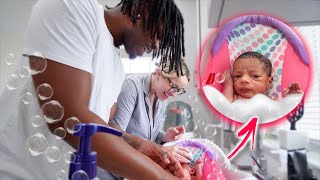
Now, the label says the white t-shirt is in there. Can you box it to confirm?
[0,0,124,179]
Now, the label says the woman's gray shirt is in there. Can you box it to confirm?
[113,74,167,143]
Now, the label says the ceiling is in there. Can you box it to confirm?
[208,0,320,28]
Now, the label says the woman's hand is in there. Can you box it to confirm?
[166,145,192,164]
[163,125,186,142]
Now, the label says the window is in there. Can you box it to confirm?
[279,25,320,141]
[118,46,158,75]
[121,57,158,74]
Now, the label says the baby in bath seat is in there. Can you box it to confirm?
[223,51,302,102]
[203,51,304,123]
[164,139,257,180]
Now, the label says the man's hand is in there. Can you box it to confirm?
[110,121,185,178]
[138,140,186,179]
[163,125,186,142]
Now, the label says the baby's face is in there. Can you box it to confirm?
[232,57,272,98]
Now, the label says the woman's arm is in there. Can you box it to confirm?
[109,78,138,131]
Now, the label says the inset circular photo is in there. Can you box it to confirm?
[198,15,311,125]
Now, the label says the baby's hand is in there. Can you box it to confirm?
[283,82,303,96]
[223,68,233,85]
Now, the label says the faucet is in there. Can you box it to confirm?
[251,129,274,180]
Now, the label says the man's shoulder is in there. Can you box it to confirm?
[34,0,99,18]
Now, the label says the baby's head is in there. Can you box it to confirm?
[181,163,196,177]
[177,141,225,180]
[232,51,273,98]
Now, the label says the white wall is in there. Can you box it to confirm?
[0,0,38,91]
[208,0,320,27]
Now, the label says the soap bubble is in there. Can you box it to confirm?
[204,156,214,166]
[214,152,227,166]
[205,126,217,137]
[4,53,15,65]
[227,165,238,174]
[182,110,191,120]
[54,127,66,139]
[18,66,30,78]
[197,119,205,126]
[214,167,224,175]
[26,133,48,156]
[31,115,43,127]
[25,52,47,75]
[71,170,89,180]
[185,120,198,131]
[191,107,199,114]
[64,117,81,134]
[45,146,61,163]
[41,100,64,124]
[56,170,68,180]
[215,73,225,83]
[6,74,21,90]
[36,83,53,100]
[64,151,76,164]
[22,92,34,104]
[194,133,202,139]
[208,168,224,179]
[188,95,198,103]
[207,172,221,180]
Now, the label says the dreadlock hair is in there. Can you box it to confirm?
[120,0,185,77]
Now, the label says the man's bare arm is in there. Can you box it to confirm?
[31,57,181,180]
[108,119,185,177]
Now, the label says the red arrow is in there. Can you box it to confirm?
[227,117,258,159]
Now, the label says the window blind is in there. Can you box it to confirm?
[280,25,320,141]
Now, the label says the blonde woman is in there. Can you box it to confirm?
[109,59,191,162]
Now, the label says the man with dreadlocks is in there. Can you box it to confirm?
[0,0,187,179]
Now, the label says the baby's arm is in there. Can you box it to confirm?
[222,69,234,102]
[283,82,303,97]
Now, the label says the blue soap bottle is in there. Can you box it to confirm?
[68,123,122,180]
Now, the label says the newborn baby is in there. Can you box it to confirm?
[223,51,302,102]
[164,139,256,180]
